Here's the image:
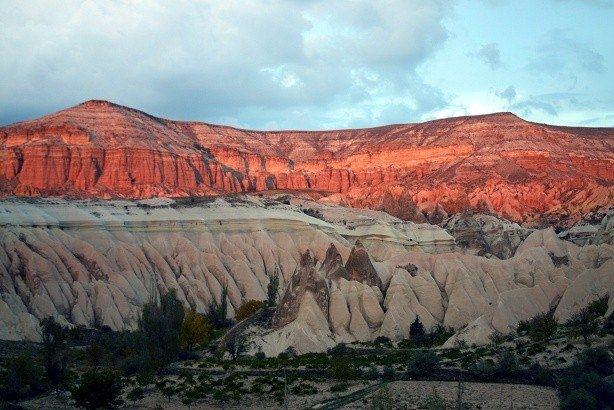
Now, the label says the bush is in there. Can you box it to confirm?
[382,365,396,380]
[329,383,348,393]
[468,359,497,381]
[290,381,318,395]
[330,356,358,381]
[422,387,447,410]
[428,325,455,347]
[235,300,265,322]
[517,311,557,343]
[71,368,124,409]
[86,343,103,367]
[527,362,553,386]
[0,355,46,400]
[180,309,212,351]
[126,385,145,405]
[373,336,393,348]
[574,347,613,378]
[406,349,440,377]
[567,296,609,344]
[560,388,598,410]
[371,385,393,409]
[302,208,325,220]
[497,351,519,377]
[557,371,612,410]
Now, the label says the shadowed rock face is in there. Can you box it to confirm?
[271,251,330,329]
[321,243,347,279]
[341,241,383,289]
[1,100,612,225]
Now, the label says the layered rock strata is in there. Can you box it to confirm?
[1,100,612,226]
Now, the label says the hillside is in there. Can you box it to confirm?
[1,100,613,225]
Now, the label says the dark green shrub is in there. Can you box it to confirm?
[557,371,612,410]
[468,359,497,381]
[574,347,613,377]
[290,381,317,395]
[428,325,455,347]
[328,343,348,356]
[330,356,358,380]
[409,316,426,344]
[371,385,393,410]
[527,362,553,386]
[373,336,393,348]
[382,365,396,380]
[139,290,185,370]
[267,272,279,307]
[206,285,233,329]
[330,383,348,393]
[126,385,145,405]
[517,311,557,343]
[86,343,103,367]
[40,317,70,389]
[406,349,440,377]
[497,351,519,377]
[560,388,597,410]
[0,355,46,400]
[71,368,124,409]
[566,295,609,344]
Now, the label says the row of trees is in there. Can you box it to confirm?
[0,272,282,407]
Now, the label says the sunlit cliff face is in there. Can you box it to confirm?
[1,100,612,226]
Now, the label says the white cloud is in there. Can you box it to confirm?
[0,0,454,129]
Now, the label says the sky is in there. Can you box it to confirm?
[0,0,612,129]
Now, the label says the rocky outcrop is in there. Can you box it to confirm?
[0,197,612,355]
[1,100,612,226]
[443,213,531,259]
[341,241,383,289]
[271,250,329,329]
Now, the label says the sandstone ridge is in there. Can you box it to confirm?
[1,101,612,226]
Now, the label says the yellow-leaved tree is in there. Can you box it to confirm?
[180,309,212,351]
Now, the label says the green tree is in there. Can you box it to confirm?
[517,311,557,343]
[40,316,69,389]
[71,368,124,409]
[207,285,232,328]
[235,300,265,322]
[267,271,280,307]
[139,290,185,369]
[567,298,607,345]
[409,316,426,344]
[180,308,212,351]
[0,355,46,400]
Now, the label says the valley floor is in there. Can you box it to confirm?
[15,380,559,409]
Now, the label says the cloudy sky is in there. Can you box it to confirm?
[1,0,612,129]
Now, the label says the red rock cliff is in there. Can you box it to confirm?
[1,100,612,224]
